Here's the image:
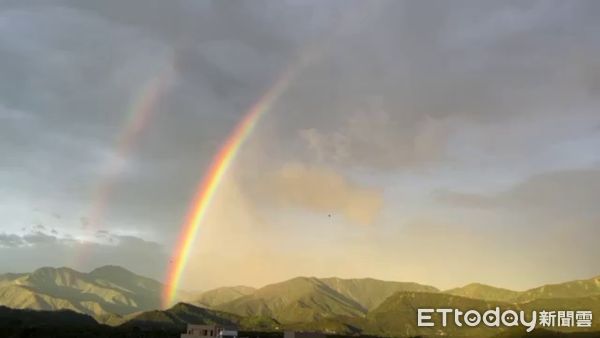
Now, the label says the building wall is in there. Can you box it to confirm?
[182,324,238,338]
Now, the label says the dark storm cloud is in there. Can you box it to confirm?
[0,3,173,222]
[1,0,600,284]
[0,0,310,237]
[272,1,600,170]
[2,0,597,224]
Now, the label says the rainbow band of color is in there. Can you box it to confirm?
[162,70,293,307]
[89,72,170,226]
[73,68,171,268]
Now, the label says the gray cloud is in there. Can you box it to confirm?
[1,0,600,288]
[297,111,452,169]
[22,231,59,245]
[437,169,600,225]
[0,234,24,248]
[0,229,167,281]
[263,1,600,171]
[0,0,346,239]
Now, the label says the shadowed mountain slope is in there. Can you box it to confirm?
[122,302,240,330]
[122,302,282,331]
[366,292,515,337]
[0,305,98,327]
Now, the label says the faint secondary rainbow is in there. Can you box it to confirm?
[162,70,293,307]
[75,67,172,267]
[90,71,171,225]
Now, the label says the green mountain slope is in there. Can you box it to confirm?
[320,277,439,310]
[365,292,600,337]
[123,302,282,331]
[445,283,522,302]
[516,276,600,302]
[214,277,366,323]
[2,266,599,337]
[366,292,514,337]
[123,302,240,330]
[195,286,256,308]
[446,275,600,303]
[519,295,600,332]
[0,266,163,323]
[283,315,368,335]
[208,276,440,324]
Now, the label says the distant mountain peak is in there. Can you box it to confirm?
[3,267,600,335]
[0,265,164,323]
[207,276,440,324]
[31,266,81,275]
[170,302,202,312]
[89,265,136,276]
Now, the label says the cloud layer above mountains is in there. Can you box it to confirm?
[1,0,599,290]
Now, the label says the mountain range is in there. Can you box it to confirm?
[206,276,438,323]
[1,266,599,337]
[0,265,161,324]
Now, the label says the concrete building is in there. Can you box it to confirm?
[283,331,326,338]
[181,324,238,338]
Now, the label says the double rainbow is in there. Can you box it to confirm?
[162,70,294,307]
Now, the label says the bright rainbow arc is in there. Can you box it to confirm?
[162,70,293,307]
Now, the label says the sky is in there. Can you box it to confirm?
[1,0,599,292]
